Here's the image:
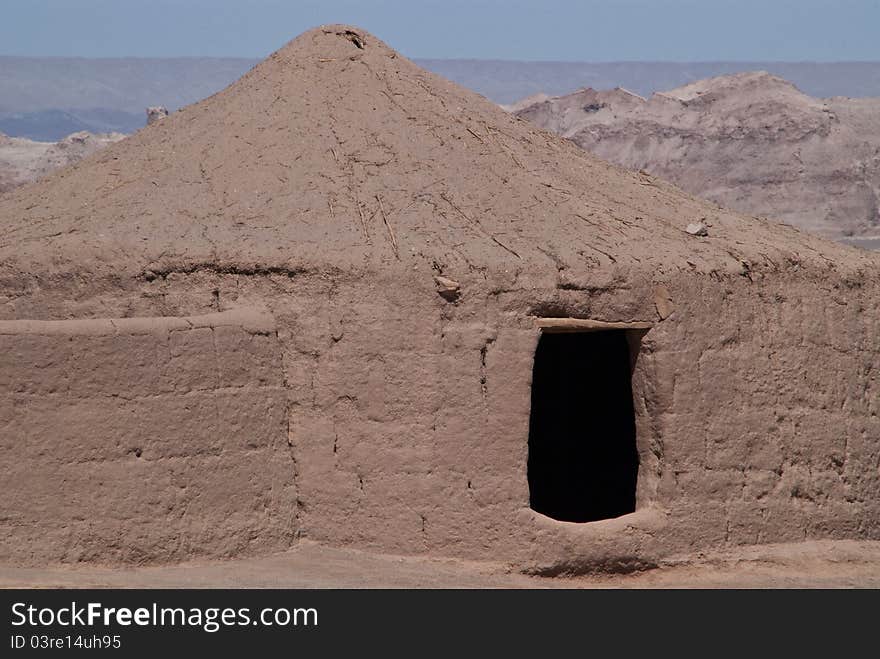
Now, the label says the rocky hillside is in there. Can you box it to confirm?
[513,72,880,244]
[0,130,125,194]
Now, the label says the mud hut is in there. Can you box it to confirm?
[1,26,878,574]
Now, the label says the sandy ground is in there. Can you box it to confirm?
[2,540,878,589]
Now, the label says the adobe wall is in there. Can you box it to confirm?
[266,269,879,572]
[648,274,880,550]
[1,267,877,572]
[0,308,295,566]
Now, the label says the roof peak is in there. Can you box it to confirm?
[0,26,871,281]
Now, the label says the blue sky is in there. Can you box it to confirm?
[3,0,879,60]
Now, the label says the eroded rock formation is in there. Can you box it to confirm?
[0,130,124,194]
[513,72,880,245]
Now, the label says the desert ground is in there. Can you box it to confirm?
[2,540,879,589]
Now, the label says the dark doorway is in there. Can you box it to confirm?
[527,330,639,522]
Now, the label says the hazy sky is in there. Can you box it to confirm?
[3,0,879,61]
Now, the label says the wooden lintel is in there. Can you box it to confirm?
[535,318,653,333]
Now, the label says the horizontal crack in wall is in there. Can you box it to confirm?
[143,263,307,281]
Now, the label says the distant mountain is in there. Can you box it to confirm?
[1,57,880,139]
[513,72,880,244]
[0,56,258,113]
[0,56,258,140]
[0,109,142,141]
[418,60,880,104]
